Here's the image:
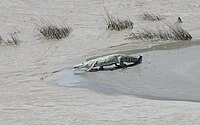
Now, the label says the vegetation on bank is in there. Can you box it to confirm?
[0,33,20,46]
[104,9,133,31]
[36,20,71,40]
[126,24,192,41]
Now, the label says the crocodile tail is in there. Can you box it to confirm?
[124,55,142,63]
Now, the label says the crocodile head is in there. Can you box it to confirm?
[73,63,84,68]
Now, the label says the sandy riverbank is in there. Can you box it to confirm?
[1,0,200,124]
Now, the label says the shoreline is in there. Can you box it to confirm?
[51,44,200,103]
[86,39,200,60]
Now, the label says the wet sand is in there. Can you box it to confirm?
[1,0,200,124]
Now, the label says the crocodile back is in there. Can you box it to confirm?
[95,54,119,66]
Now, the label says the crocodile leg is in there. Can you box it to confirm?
[99,66,104,70]
[86,61,97,72]
[115,63,120,67]
[118,56,127,68]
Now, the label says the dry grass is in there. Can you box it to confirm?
[141,13,164,21]
[36,21,71,40]
[126,24,192,41]
[104,9,133,31]
[0,33,20,46]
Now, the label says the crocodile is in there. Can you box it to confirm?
[73,54,142,71]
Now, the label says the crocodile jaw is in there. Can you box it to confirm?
[73,63,83,68]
